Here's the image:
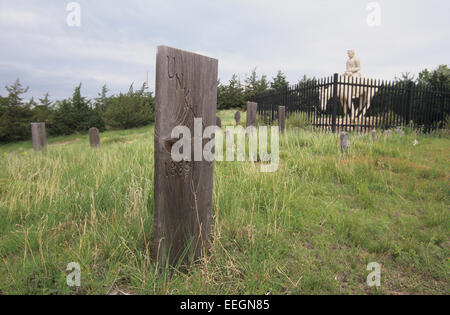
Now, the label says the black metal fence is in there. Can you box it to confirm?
[254,73,450,132]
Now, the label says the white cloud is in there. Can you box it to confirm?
[0,0,448,99]
[0,9,41,28]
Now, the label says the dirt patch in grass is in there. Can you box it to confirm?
[338,156,372,166]
[375,157,448,180]
[49,138,81,146]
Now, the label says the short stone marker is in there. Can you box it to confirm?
[384,129,392,136]
[372,129,376,141]
[31,123,47,151]
[340,132,350,153]
[394,127,405,136]
[89,127,100,148]
[234,111,241,124]
[278,106,286,133]
[153,45,218,266]
[246,102,257,128]
[216,116,222,128]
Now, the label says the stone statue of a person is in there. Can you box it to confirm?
[344,50,361,78]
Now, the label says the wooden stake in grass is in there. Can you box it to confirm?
[340,132,350,153]
[153,46,218,267]
[278,106,286,133]
[31,123,47,151]
[234,111,241,125]
[89,127,100,148]
[216,116,222,128]
[246,102,257,128]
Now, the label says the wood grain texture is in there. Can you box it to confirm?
[234,111,241,124]
[340,132,350,152]
[246,102,257,128]
[89,127,100,148]
[31,123,46,151]
[216,116,222,128]
[278,106,286,133]
[153,46,218,266]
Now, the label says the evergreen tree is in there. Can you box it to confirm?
[418,65,450,89]
[5,78,29,107]
[0,78,33,142]
[0,95,5,130]
[48,99,73,135]
[26,97,37,108]
[32,93,53,123]
[102,82,154,129]
[244,68,269,101]
[0,95,8,107]
[217,74,246,109]
[71,83,92,130]
[270,70,289,93]
[94,84,109,112]
[395,72,415,85]
[49,84,105,136]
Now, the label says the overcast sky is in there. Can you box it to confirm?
[0,0,449,101]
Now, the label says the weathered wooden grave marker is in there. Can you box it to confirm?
[234,111,241,125]
[278,106,286,133]
[89,127,100,148]
[246,102,257,128]
[31,123,47,151]
[216,116,222,128]
[153,46,218,266]
[340,132,350,153]
[394,127,405,136]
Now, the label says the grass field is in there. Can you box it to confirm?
[0,109,449,295]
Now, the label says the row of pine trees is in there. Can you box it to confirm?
[0,80,154,143]
[217,69,289,109]
[0,68,289,143]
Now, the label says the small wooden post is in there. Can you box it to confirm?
[340,132,350,153]
[153,46,218,266]
[216,116,222,128]
[234,111,241,125]
[246,102,257,128]
[89,127,100,148]
[278,106,286,133]
[394,127,405,136]
[31,123,47,151]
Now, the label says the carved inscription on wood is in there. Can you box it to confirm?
[153,46,218,266]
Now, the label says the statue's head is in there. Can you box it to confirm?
[347,50,355,58]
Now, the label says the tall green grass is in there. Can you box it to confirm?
[0,112,448,294]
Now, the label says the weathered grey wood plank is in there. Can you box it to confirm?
[234,111,241,124]
[340,132,350,153]
[31,123,47,151]
[246,102,257,128]
[216,116,222,128]
[153,46,218,266]
[89,127,100,148]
